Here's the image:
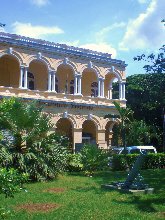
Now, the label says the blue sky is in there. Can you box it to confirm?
[1,0,165,76]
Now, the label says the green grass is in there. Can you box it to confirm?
[1,169,165,220]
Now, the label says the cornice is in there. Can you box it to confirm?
[0,32,127,68]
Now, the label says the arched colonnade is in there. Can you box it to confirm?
[0,50,126,100]
[53,113,120,150]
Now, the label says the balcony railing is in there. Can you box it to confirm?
[0,86,126,108]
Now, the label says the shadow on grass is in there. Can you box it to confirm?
[72,185,111,195]
[141,169,165,192]
[92,169,165,192]
[113,195,165,213]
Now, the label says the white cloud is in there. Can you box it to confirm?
[59,40,116,57]
[11,22,64,39]
[119,0,165,51]
[80,43,117,58]
[30,0,49,7]
[96,22,126,42]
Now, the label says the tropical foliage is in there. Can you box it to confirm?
[112,153,165,171]
[80,144,108,176]
[0,98,68,181]
[126,73,165,148]
[0,168,28,198]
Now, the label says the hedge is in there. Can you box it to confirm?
[111,153,165,171]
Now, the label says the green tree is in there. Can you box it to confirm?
[126,73,165,149]
[126,120,152,146]
[0,98,68,181]
[105,101,133,152]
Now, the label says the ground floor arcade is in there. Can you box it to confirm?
[45,101,119,151]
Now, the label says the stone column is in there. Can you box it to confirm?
[24,67,28,89]
[72,128,82,153]
[77,75,82,95]
[48,70,52,91]
[108,86,113,99]
[19,66,24,88]
[119,82,122,100]
[97,129,107,149]
[98,78,101,97]
[101,79,105,97]
[74,75,78,95]
[122,82,126,99]
[52,72,56,92]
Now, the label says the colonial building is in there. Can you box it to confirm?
[0,32,126,151]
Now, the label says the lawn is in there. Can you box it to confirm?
[1,169,165,220]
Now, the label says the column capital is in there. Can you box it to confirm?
[48,69,55,74]
[20,65,28,69]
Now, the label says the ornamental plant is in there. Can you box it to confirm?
[0,168,28,198]
[80,144,108,176]
[0,98,68,181]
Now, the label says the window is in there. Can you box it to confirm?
[91,82,98,97]
[27,72,34,90]
[55,77,59,92]
[70,79,74,94]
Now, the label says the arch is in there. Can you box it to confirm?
[80,62,101,78]
[82,120,97,145]
[0,50,23,65]
[0,54,20,88]
[56,58,77,74]
[56,62,75,94]
[28,59,48,91]
[104,68,123,99]
[105,119,120,147]
[81,68,98,97]
[55,118,73,145]
[80,115,100,130]
[104,67,122,81]
[27,54,52,70]
[66,114,78,128]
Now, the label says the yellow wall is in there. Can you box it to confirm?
[0,55,19,88]
[29,60,48,91]
[56,64,74,93]
[82,70,97,97]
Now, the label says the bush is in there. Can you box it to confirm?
[0,98,69,181]
[0,168,28,198]
[80,144,108,175]
[67,153,83,172]
[111,153,165,171]
[0,206,13,220]
[0,136,68,181]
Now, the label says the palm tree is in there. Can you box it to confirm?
[0,97,68,181]
[105,101,133,153]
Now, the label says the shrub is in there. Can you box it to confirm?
[0,206,13,220]
[0,98,69,181]
[80,144,108,175]
[67,153,83,172]
[0,168,28,198]
[111,153,165,171]
[0,135,68,181]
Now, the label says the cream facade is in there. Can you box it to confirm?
[0,32,126,151]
